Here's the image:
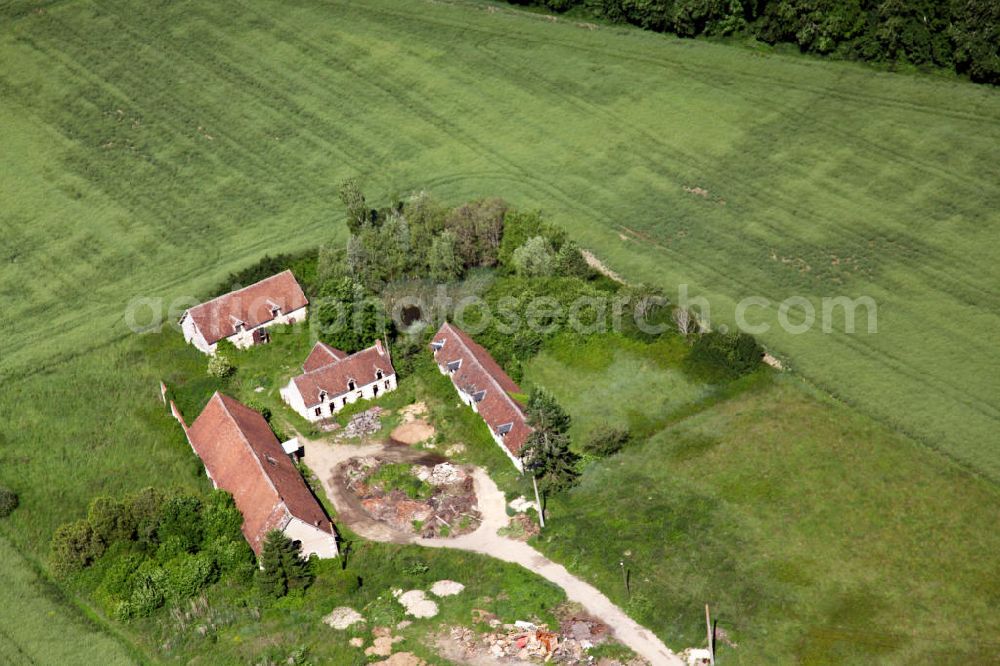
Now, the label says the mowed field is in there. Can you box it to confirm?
[2,0,999,480]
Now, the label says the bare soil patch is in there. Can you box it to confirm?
[391,420,436,445]
[342,459,481,537]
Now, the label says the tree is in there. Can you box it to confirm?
[338,178,370,233]
[520,388,579,527]
[428,230,462,282]
[553,240,591,279]
[316,277,386,352]
[444,197,507,267]
[87,496,131,546]
[156,495,204,556]
[672,307,702,340]
[257,530,313,598]
[499,209,565,269]
[950,0,1000,84]
[512,236,555,277]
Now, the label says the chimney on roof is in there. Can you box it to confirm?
[375,339,384,355]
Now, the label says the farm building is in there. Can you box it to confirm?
[430,322,531,471]
[179,270,308,354]
[186,392,338,558]
[280,340,397,422]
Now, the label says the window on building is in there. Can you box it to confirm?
[384,380,390,389]
[314,407,321,416]
[348,380,356,391]
[376,369,384,380]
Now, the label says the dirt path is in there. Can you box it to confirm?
[301,438,683,666]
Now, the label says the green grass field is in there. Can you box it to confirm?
[537,374,1000,664]
[1,0,999,479]
[2,0,1000,663]
[0,537,136,665]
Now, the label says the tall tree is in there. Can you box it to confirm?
[256,530,313,598]
[338,178,370,234]
[520,388,579,527]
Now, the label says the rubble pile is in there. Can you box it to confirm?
[342,459,481,537]
[344,407,383,438]
[442,613,620,664]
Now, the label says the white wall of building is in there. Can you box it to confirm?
[283,516,339,559]
[183,305,308,355]
[282,374,398,422]
[181,313,215,354]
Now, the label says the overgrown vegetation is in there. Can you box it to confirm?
[368,463,435,501]
[50,489,253,620]
[506,0,1000,84]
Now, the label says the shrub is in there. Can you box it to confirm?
[207,353,234,378]
[50,519,105,576]
[687,330,763,379]
[0,487,18,518]
[87,496,131,545]
[117,560,168,620]
[164,553,218,600]
[156,495,203,555]
[582,426,631,457]
[553,240,591,279]
[511,236,555,277]
[124,487,165,550]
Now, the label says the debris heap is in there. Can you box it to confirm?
[343,407,383,438]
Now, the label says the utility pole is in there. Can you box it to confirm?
[705,604,715,665]
[620,561,630,598]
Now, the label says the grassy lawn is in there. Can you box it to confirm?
[522,333,711,442]
[536,375,1000,663]
[0,537,136,665]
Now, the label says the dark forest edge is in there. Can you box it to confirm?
[500,0,1000,85]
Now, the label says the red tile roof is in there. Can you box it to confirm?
[186,393,334,554]
[431,322,532,457]
[302,341,347,373]
[292,340,395,408]
[185,270,308,345]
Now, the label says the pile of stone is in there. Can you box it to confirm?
[443,616,620,664]
[414,462,467,486]
[343,459,480,537]
[344,407,383,438]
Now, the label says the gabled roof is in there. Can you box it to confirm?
[302,341,347,373]
[186,393,334,554]
[291,340,395,408]
[431,322,532,456]
[184,270,308,345]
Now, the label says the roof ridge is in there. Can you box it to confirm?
[440,323,526,418]
[212,392,290,518]
[190,269,294,314]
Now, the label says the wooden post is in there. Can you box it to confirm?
[532,475,545,528]
[705,604,715,665]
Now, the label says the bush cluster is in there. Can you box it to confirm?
[50,489,254,620]
[582,426,631,457]
[687,330,764,380]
